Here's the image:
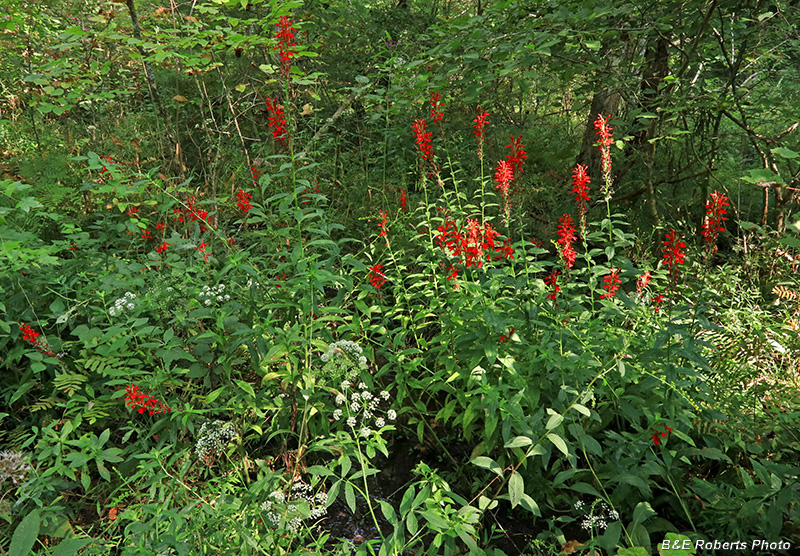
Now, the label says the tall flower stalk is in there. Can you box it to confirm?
[701,190,730,258]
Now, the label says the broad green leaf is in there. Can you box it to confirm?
[504,436,532,449]
[772,146,798,159]
[471,456,503,476]
[508,471,524,508]
[52,538,93,556]
[546,433,569,456]
[10,509,40,556]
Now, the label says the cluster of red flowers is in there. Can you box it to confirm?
[651,424,673,445]
[99,155,114,175]
[505,136,527,177]
[556,214,577,270]
[251,167,263,184]
[412,119,433,161]
[197,240,210,261]
[156,242,170,254]
[701,190,730,255]
[429,92,443,124]
[124,385,171,416]
[127,206,139,219]
[18,323,58,357]
[266,97,288,144]
[662,229,686,288]
[594,114,614,193]
[472,109,489,157]
[435,215,514,273]
[236,188,252,213]
[571,164,591,230]
[173,196,214,232]
[636,271,651,296]
[499,327,516,342]
[275,16,296,77]
[398,189,407,211]
[600,268,621,299]
[368,263,386,289]
[544,270,561,301]
[376,210,389,246]
[493,159,514,199]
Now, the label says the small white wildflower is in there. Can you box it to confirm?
[321,354,329,362]
[609,509,619,520]
[363,409,372,419]
[351,392,361,402]
[582,519,592,530]
[127,303,134,310]
[380,390,390,401]
[350,402,361,413]
[387,409,396,421]
[369,400,379,411]
[361,391,373,401]
[360,427,371,438]
[167,287,174,292]
[203,285,210,291]
[224,294,230,301]
[358,356,367,367]
[335,394,346,405]
[341,380,351,390]
[219,284,225,291]
[333,409,342,420]
[217,295,223,302]
[109,307,117,316]
[205,299,212,306]
[270,490,286,503]
[575,500,584,509]
[375,417,385,428]
[358,381,367,390]
[346,417,356,428]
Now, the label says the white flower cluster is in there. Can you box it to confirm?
[246,279,261,288]
[109,292,136,317]
[0,451,31,486]
[199,284,231,306]
[333,380,396,437]
[318,340,368,383]
[195,420,237,465]
[577,499,619,532]
[259,481,328,532]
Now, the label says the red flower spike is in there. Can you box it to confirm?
[544,270,561,301]
[236,188,252,213]
[398,189,408,211]
[636,271,651,296]
[600,268,621,299]
[368,264,386,289]
[594,114,614,193]
[125,384,171,416]
[100,155,114,175]
[472,109,489,157]
[557,214,577,270]
[652,294,665,312]
[429,92,443,123]
[141,229,152,241]
[156,242,170,254]
[412,119,433,161]
[266,96,288,144]
[701,191,730,256]
[275,16,297,77]
[662,229,686,287]
[505,135,527,176]
[571,163,591,228]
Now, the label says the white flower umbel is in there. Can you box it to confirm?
[109,292,138,317]
[198,283,229,307]
[195,420,237,466]
[576,498,618,533]
[260,481,328,532]
[332,383,396,437]
[318,340,369,383]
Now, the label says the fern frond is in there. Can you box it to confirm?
[54,372,88,396]
[772,284,799,300]
[30,396,60,412]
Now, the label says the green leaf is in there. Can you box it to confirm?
[772,146,798,159]
[10,509,40,556]
[632,501,656,527]
[504,436,532,449]
[52,538,94,556]
[546,433,569,456]
[572,403,590,417]
[618,548,649,556]
[233,379,256,399]
[471,456,503,476]
[508,471,524,508]
[344,483,356,513]
[546,412,563,430]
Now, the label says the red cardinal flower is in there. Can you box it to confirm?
[600,268,621,299]
[505,135,527,176]
[429,91,443,123]
[236,188,252,213]
[557,214,577,270]
[368,264,386,289]
[275,16,297,77]
[412,119,433,161]
[571,164,591,229]
[594,114,614,194]
[544,270,561,301]
[662,229,686,287]
[125,385,171,416]
[473,109,489,157]
[701,191,730,256]
[266,97,288,144]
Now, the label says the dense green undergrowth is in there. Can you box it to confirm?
[2,1,800,555]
